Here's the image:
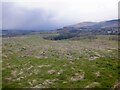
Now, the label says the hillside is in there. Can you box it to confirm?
[2,33,119,88]
[68,22,97,28]
[44,19,119,40]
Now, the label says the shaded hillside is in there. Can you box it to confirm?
[2,30,49,37]
[2,30,34,37]
[44,19,119,40]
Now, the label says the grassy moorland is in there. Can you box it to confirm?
[2,33,119,89]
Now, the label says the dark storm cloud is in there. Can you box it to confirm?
[2,2,68,30]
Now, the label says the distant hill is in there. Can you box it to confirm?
[44,19,119,40]
[57,19,119,33]
[2,30,49,37]
[2,19,119,39]
[68,22,97,28]
[88,19,119,29]
[60,19,119,30]
[2,30,34,37]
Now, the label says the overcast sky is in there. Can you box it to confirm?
[1,0,119,30]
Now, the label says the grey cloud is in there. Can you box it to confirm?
[2,2,71,30]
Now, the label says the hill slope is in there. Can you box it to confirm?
[44,19,119,40]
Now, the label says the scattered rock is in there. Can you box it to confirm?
[85,82,100,88]
[42,80,53,86]
[33,69,39,75]
[21,47,26,51]
[16,77,24,81]
[94,52,101,57]
[63,64,67,67]
[3,55,7,58]
[42,79,58,86]
[28,80,37,86]
[18,71,23,75]
[95,71,100,77]
[69,61,74,64]
[11,70,17,78]
[38,65,51,68]
[28,81,33,86]
[107,50,112,52]
[7,65,11,69]
[33,84,44,88]
[48,70,56,74]
[71,72,85,81]
[35,56,48,59]
[29,72,33,76]
[16,78,20,81]
[57,70,63,75]
[89,56,99,61]
[32,79,37,85]
[27,65,33,70]
[112,80,120,90]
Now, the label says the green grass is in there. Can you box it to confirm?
[2,34,119,89]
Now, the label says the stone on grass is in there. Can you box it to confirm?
[48,70,56,74]
[42,79,58,86]
[38,65,51,68]
[71,72,85,81]
[95,71,100,77]
[85,82,100,88]
[89,56,99,61]
[57,70,63,75]
[11,70,17,78]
